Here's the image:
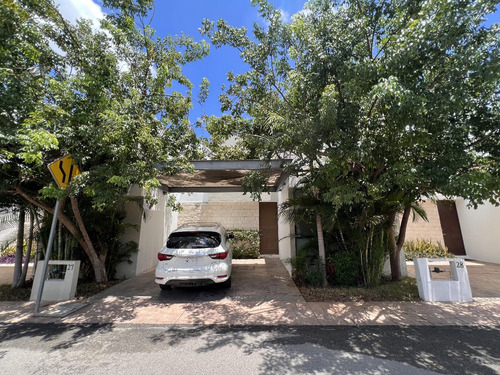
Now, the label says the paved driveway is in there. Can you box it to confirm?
[92,257,305,303]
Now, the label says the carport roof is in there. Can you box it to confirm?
[157,159,291,193]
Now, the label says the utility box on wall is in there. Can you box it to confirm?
[414,258,472,302]
[30,260,80,302]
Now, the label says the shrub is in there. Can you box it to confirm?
[1,241,17,256]
[231,230,260,259]
[329,251,360,286]
[0,240,36,264]
[404,239,454,260]
[286,249,323,287]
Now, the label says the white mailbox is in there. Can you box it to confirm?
[30,260,80,302]
[414,258,472,302]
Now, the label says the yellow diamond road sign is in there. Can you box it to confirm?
[48,155,81,190]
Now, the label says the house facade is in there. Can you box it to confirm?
[116,170,500,279]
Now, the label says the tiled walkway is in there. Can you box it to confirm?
[1,258,499,326]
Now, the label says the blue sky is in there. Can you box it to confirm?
[59,1,499,137]
[149,1,307,136]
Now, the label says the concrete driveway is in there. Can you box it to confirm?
[91,257,305,303]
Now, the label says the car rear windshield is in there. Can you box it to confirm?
[166,231,222,249]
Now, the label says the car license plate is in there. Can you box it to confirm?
[183,257,197,264]
[180,281,197,286]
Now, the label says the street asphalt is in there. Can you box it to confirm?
[0,323,499,374]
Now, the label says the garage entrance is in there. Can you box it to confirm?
[117,159,293,279]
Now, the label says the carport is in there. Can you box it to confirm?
[116,160,295,279]
[156,160,290,194]
[157,159,291,256]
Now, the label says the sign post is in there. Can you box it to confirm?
[34,155,80,314]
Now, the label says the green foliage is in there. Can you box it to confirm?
[241,170,271,201]
[1,0,209,208]
[358,228,389,288]
[230,229,260,259]
[0,239,36,262]
[0,283,32,301]
[0,240,17,255]
[0,0,209,281]
[329,252,359,287]
[404,240,454,260]
[202,0,500,282]
[286,246,324,288]
[81,203,138,280]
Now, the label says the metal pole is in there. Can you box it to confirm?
[34,199,61,314]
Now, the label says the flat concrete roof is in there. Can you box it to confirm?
[156,160,291,193]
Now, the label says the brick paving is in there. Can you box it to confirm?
[0,258,499,327]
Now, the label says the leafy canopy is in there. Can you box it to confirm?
[202,0,500,208]
[1,0,209,209]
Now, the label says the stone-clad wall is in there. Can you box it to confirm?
[178,202,259,230]
[404,200,445,245]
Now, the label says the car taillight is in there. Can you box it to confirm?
[209,252,228,260]
[158,253,174,261]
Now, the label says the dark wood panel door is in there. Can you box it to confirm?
[259,202,279,255]
[437,200,466,256]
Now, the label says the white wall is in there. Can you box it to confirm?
[456,199,500,264]
[116,188,170,279]
[115,196,141,279]
[135,189,169,275]
[277,179,295,274]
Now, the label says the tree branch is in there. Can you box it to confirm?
[466,131,495,149]
[367,97,378,118]
[13,186,87,251]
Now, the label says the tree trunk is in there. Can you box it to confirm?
[32,208,43,276]
[70,196,108,283]
[315,212,328,288]
[388,207,411,281]
[17,208,35,287]
[12,209,25,288]
[14,187,108,283]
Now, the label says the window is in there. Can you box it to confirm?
[167,232,221,249]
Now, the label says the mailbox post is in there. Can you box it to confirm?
[414,258,473,302]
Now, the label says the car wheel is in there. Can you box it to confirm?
[159,284,172,291]
[220,276,231,288]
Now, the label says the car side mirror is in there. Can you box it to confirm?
[227,233,235,240]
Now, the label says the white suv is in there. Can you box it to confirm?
[155,222,233,290]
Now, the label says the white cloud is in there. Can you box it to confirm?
[279,9,291,23]
[56,0,104,28]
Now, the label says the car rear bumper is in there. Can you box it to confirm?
[155,262,231,286]
[162,279,216,287]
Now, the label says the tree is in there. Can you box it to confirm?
[202,0,500,283]
[1,0,209,282]
[11,207,25,287]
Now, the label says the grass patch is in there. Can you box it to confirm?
[299,277,420,302]
[0,284,32,301]
[0,280,123,302]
